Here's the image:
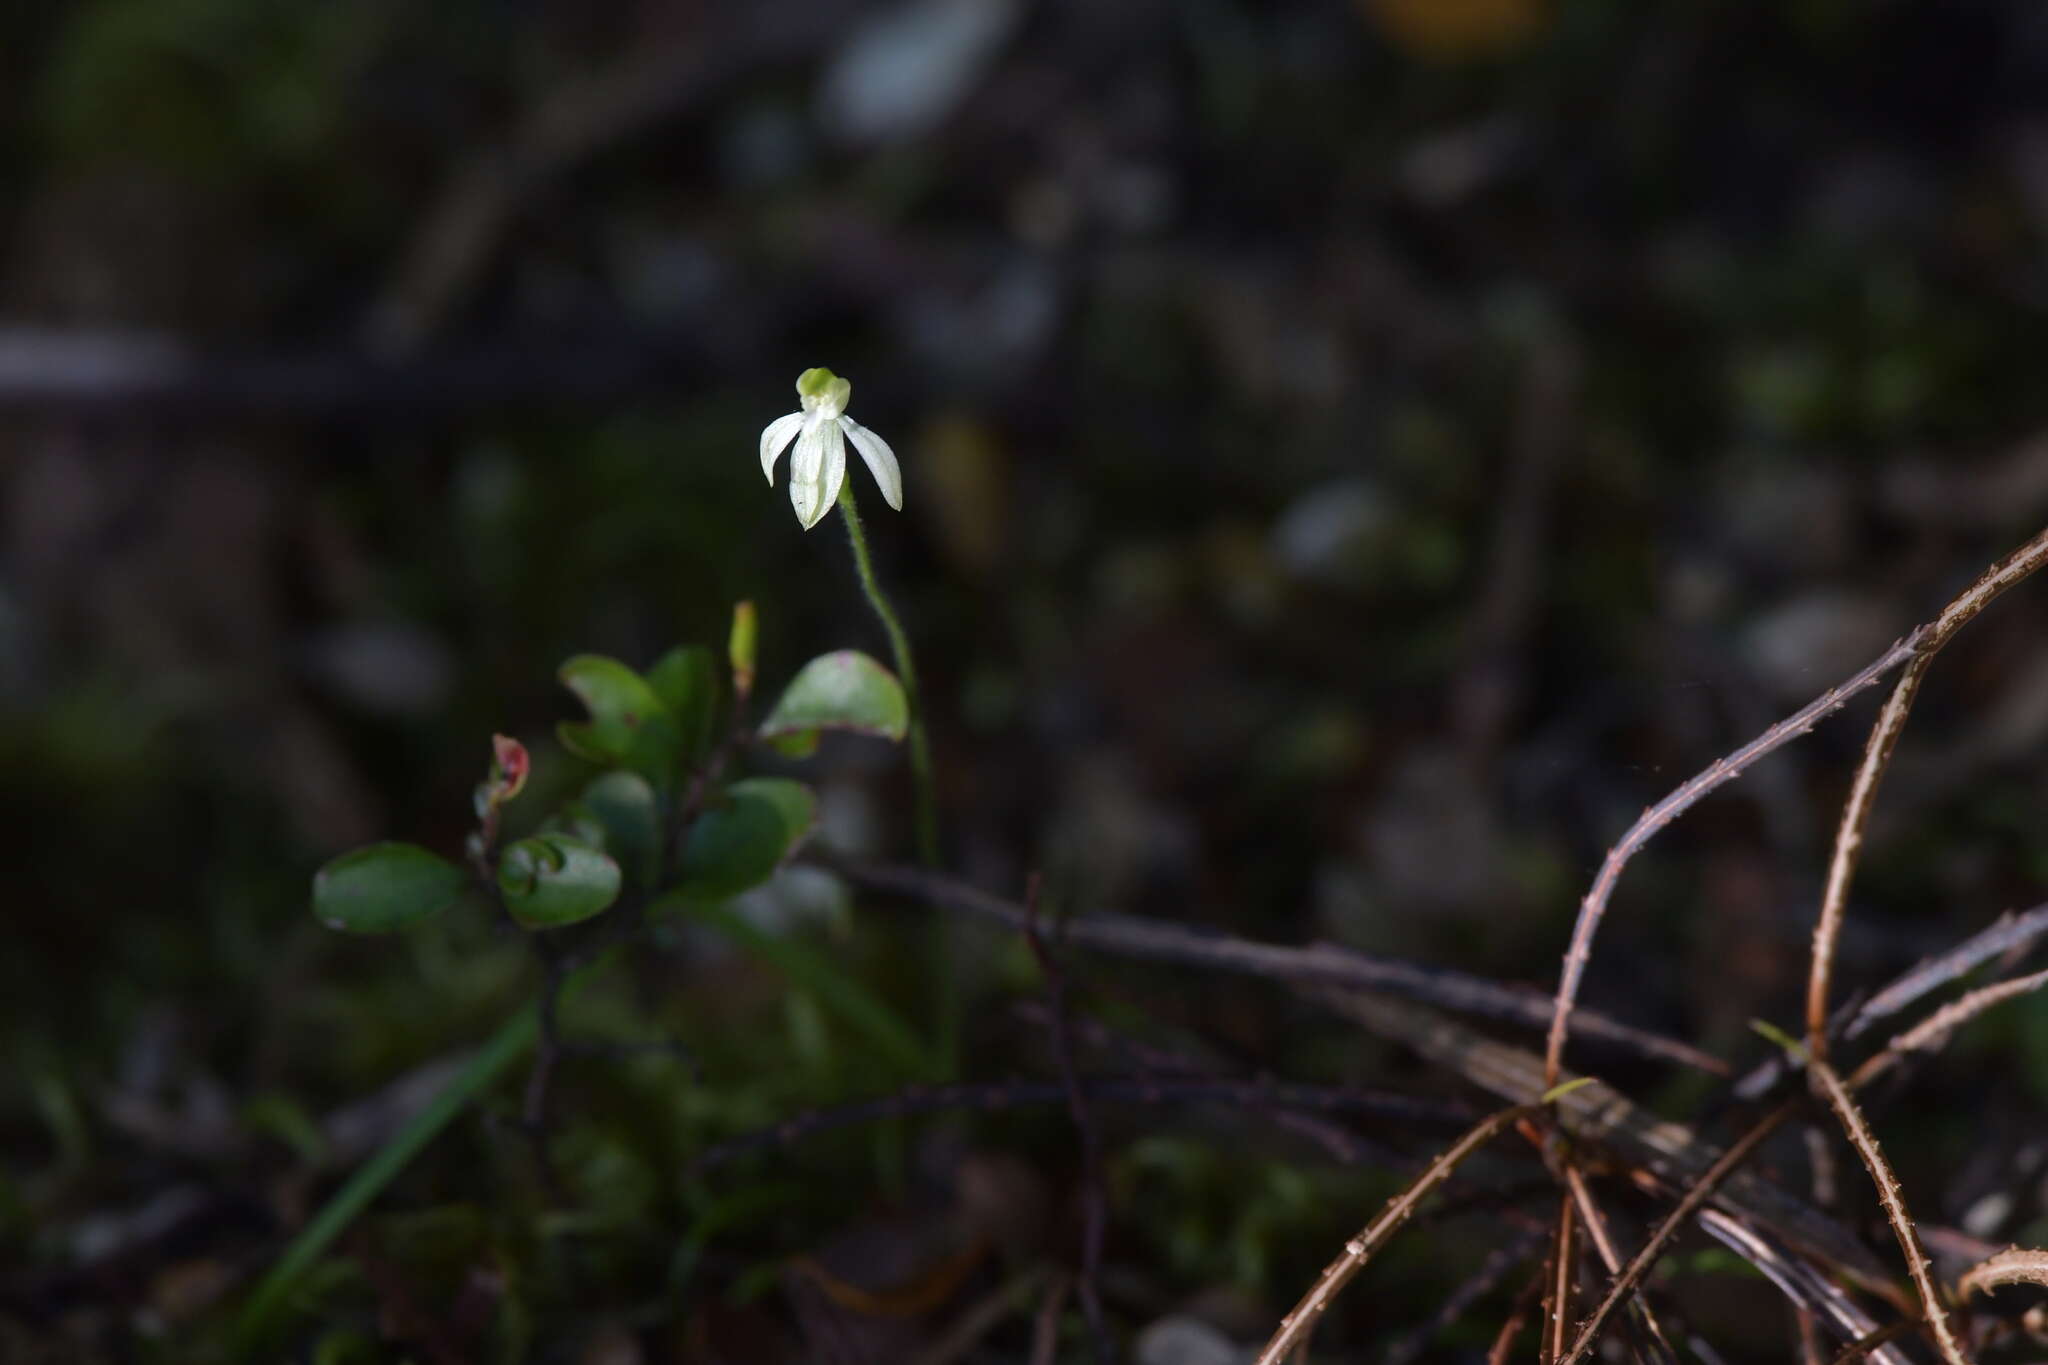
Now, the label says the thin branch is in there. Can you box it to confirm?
[1829,1320,1919,1365]
[688,1077,1469,1173]
[836,858,1728,1075]
[1252,1105,1536,1365]
[1807,525,2048,1057]
[1543,1193,1578,1365]
[1559,1099,1796,1365]
[1541,631,1925,1085]
[1317,986,1891,1289]
[1956,1246,2048,1300]
[1807,1056,1973,1365]
[1852,967,2048,1089]
[1737,902,2048,1098]
[1847,903,2048,1039]
[1022,876,1111,1365]
[1488,1269,1547,1365]
[1564,1164,1679,1365]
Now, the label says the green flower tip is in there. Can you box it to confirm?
[796,366,852,410]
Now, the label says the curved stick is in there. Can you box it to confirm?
[1541,635,1922,1086]
[1806,525,2048,1058]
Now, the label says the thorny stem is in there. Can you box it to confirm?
[837,481,954,1074]
[836,481,938,866]
[1806,523,2048,1059]
[1541,632,1922,1087]
[1563,1164,1678,1364]
[1956,1247,2048,1300]
[1252,1104,1535,1365]
[1806,1056,1974,1365]
[1559,1099,1796,1365]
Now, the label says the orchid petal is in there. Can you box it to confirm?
[841,417,902,511]
[759,411,804,484]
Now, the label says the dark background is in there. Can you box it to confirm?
[6,0,2048,1360]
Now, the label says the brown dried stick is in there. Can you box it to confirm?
[1956,1246,2048,1300]
[1251,1104,1535,1365]
[1806,525,2048,1058]
[1852,967,2048,1089]
[1558,1099,1796,1365]
[1563,1164,1679,1365]
[839,858,1728,1075]
[1543,1193,1577,1365]
[1564,968,2048,1365]
[1541,633,1923,1086]
[1807,1055,1973,1365]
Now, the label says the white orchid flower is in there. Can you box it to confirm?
[759,367,903,530]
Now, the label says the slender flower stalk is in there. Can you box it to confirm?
[838,479,938,865]
[760,367,936,865]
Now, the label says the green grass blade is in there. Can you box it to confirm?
[228,1005,539,1354]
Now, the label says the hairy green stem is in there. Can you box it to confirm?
[836,482,937,866]
[836,483,953,1073]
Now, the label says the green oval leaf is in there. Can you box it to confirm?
[674,778,818,903]
[645,645,719,765]
[582,770,659,885]
[759,651,908,743]
[497,834,622,930]
[313,843,466,934]
[556,655,681,781]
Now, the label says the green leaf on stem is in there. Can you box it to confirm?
[497,834,622,930]
[581,770,659,885]
[312,842,466,934]
[673,778,818,903]
[646,645,719,766]
[759,651,908,744]
[556,654,681,782]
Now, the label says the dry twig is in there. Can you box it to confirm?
[1956,1246,2048,1300]
[1806,526,2048,1057]
[839,858,1727,1074]
[1807,1056,1972,1364]
[1540,633,1923,1085]
[1251,1105,1535,1365]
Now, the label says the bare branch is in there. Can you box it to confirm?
[1540,630,1923,1085]
[1559,1100,1796,1365]
[1848,903,2048,1039]
[1957,1246,2048,1300]
[1853,968,2048,1089]
[837,858,1728,1075]
[1807,1056,1973,1364]
[1252,1105,1536,1365]
[1829,1320,1918,1365]
[1808,525,2048,1058]
[1563,1164,1680,1365]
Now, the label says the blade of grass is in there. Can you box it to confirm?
[229,1003,540,1354]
